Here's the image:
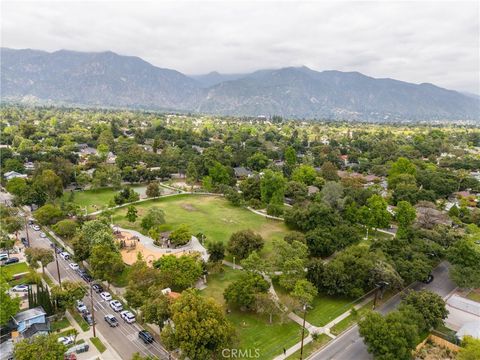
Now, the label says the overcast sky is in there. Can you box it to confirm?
[2,0,479,93]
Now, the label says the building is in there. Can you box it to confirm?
[233,167,253,179]
[11,307,49,338]
[3,171,28,181]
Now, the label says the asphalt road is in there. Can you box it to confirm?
[309,261,456,360]
[23,222,170,360]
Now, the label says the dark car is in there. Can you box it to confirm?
[81,273,93,282]
[3,257,19,265]
[422,274,434,284]
[138,330,154,344]
[104,314,119,327]
[83,313,95,326]
[92,283,104,293]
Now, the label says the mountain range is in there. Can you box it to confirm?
[1,48,479,122]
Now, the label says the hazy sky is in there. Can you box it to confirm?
[2,0,479,93]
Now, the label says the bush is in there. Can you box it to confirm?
[266,203,284,217]
[113,187,139,205]
[169,224,191,247]
[53,219,77,239]
[248,198,263,209]
[227,229,264,260]
[146,182,161,198]
[34,204,64,225]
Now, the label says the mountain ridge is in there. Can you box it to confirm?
[1,48,479,121]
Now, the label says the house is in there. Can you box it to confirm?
[4,171,28,181]
[106,152,117,164]
[161,288,181,299]
[11,307,49,337]
[233,167,253,179]
[24,162,35,171]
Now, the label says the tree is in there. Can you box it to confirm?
[291,165,317,185]
[359,309,421,360]
[284,181,308,204]
[255,293,281,324]
[34,204,64,225]
[6,177,28,197]
[125,257,163,308]
[241,251,268,274]
[227,229,264,260]
[284,146,297,166]
[206,241,225,263]
[153,254,202,291]
[320,161,339,181]
[24,247,54,274]
[0,231,15,257]
[113,187,139,205]
[388,157,417,189]
[0,278,20,325]
[52,219,77,239]
[126,205,138,223]
[260,169,285,206]
[320,181,344,209]
[395,201,416,239]
[247,152,269,171]
[146,182,161,198]
[224,272,269,310]
[33,169,63,202]
[447,237,480,288]
[141,291,171,329]
[89,244,125,287]
[161,289,234,360]
[458,337,480,360]
[399,290,448,331]
[14,334,67,360]
[51,281,87,310]
[169,224,191,247]
[141,207,166,231]
[366,194,391,229]
[291,279,317,306]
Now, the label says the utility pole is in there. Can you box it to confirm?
[90,285,96,337]
[299,304,307,359]
[54,250,62,287]
[23,215,30,247]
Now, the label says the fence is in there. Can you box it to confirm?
[415,334,460,353]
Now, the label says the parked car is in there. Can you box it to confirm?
[120,310,135,324]
[32,225,40,231]
[55,246,63,254]
[40,232,47,238]
[60,252,70,260]
[83,313,95,326]
[104,314,119,327]
[0,253,8,261]
[422,274,434,284]
[3,257,19,265]
[138,330,154,344]
[64,343,89,355]
[92,284,103,293]
[75,300,87,313]
[11,284,29,292]
[80,272,93,283]
[109,300,123,312]
[100,292,112,301]
[57,336,74,346]
[21,237,28,246]
[69,263,79,270]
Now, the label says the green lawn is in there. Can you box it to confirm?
[71,310,90,332]
[111,194,289,256]
[466,290,480,303]
[0,262,30,280]
[202,266,245,306]
[305,295,354,327]
[90,337,106,353]
[63,185,148,213]
[228,311,303,359]
[330,300,373,336]
[201,266,302,359]
[50,317,71,332]
[286,334,331,359]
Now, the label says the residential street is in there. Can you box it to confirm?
[309,261,457,360]
[23,222,170,360]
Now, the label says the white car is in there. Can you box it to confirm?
[32,225,40,231]
[40,232,47,238]
[100,292,112,301]
[0,253,8,261]
[57,336,74,346]
[75,300,87,313]
[60,252,70,260]
[69,263,79,270]
[11,284,29,292]
[120,310,135,323]
[109,299,123,312]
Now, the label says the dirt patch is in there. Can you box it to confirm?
[181,203,198,212]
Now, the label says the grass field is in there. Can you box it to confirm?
[90,337,106,353]
[330,300,373,335]
[466,289,480,303]
[0,262,30,280]
[111,194,289,254]
[286,334,331,359]
[201,266,303,359]
[63,185,148,213]
[50,317,71,332]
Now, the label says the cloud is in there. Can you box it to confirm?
[1,0,479,93]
